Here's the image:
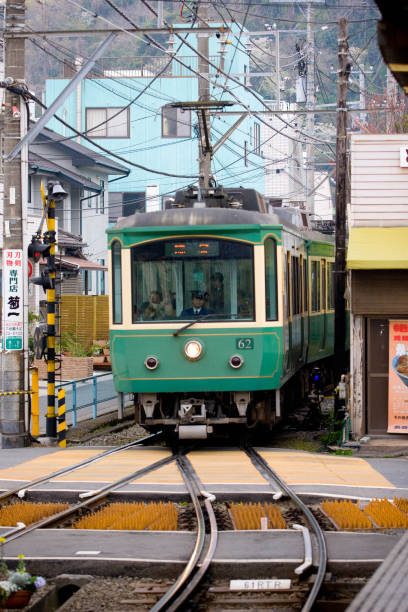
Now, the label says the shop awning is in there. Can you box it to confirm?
[347,227,408,269]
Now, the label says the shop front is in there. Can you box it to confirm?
[347,227,408,436]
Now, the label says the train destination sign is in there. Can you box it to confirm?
[2,249,23,351]
[165,240,219,257]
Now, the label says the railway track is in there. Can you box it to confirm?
[0,444,378,611]
[139,446,327,611]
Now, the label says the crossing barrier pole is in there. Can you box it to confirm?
[31,368,39,437]
[57,388,66,448]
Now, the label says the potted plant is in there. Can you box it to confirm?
[0,546,46,609]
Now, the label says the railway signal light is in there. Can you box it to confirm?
[30,269,54,293]
[27,236,51,263]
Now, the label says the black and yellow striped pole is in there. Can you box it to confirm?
[46,188,56,438]
[57,388,66,448]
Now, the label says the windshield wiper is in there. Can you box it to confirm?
[173,313,233,337]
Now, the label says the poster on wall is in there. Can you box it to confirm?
[388,320,408,433]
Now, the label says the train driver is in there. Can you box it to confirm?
[180,291,214,318]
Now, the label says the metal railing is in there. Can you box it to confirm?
[55,372,125,427]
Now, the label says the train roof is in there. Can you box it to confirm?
[109,207,334,244]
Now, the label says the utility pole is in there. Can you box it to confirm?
[197,1,211,191]
[334,17,350,388]
[1,0,28,448]
[305,3,315,212]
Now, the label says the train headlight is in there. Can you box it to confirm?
[229,355,244,369]
[184,340,202,361]
[145,356,159,370]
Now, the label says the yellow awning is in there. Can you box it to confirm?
[347,227,408,269]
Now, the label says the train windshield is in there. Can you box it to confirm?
[131,238,254,322]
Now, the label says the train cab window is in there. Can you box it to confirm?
[311,260,321,312]
[111,241,122,324]
[265,238,278,320]
[131,239,254,323]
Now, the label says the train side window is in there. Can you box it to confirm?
[311,260,321,312]
[327,262,334,309]
[265,238,278,320]
[291,256,300,315]
[303,259,308,312]
[322,260,327,311]
[111,241,122,324]
[286,252,291,319]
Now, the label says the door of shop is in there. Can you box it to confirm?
[367,318,389,434]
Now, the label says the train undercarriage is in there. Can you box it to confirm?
[133,359,335,439]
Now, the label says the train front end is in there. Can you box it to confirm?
[108,206,284,439]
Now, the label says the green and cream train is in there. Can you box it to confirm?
[107,187,335,439]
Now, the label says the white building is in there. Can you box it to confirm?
[261,101,305,208]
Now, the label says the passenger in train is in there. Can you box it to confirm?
[140,290,166,320]
[209,272,224,312]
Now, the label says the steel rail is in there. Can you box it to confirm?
[166,455,218,612]
[151,453,218,612]
[244,446,327,612]
[2,451,176,545]
[0,431,162,503]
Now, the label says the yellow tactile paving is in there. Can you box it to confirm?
[0,449,101,481]
[0,448,395,489]
[259,451,394,488]
[55,449,181,483]
[188,450,266,484]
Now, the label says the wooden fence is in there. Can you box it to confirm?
[59,295,109,350]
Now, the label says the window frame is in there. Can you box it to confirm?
[161,105,191,138]
[130,238,255,324]
[85,107,130,139]
[264,237,278,321]
[310,259,321,313]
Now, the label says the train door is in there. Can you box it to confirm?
[283,250,292,371]
[300,255,309,362]
[291,254,302,367]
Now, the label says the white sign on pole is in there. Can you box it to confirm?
[2,249,23,351]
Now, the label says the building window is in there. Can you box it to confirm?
[244,141,248,166]
[86,107,129,138]
[111,241,122,324]
[162,106,191,138]
[254,122,261,155]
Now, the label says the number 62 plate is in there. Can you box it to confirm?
[236,338,254,349]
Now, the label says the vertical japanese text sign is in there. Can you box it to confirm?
[2,249,23,350]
